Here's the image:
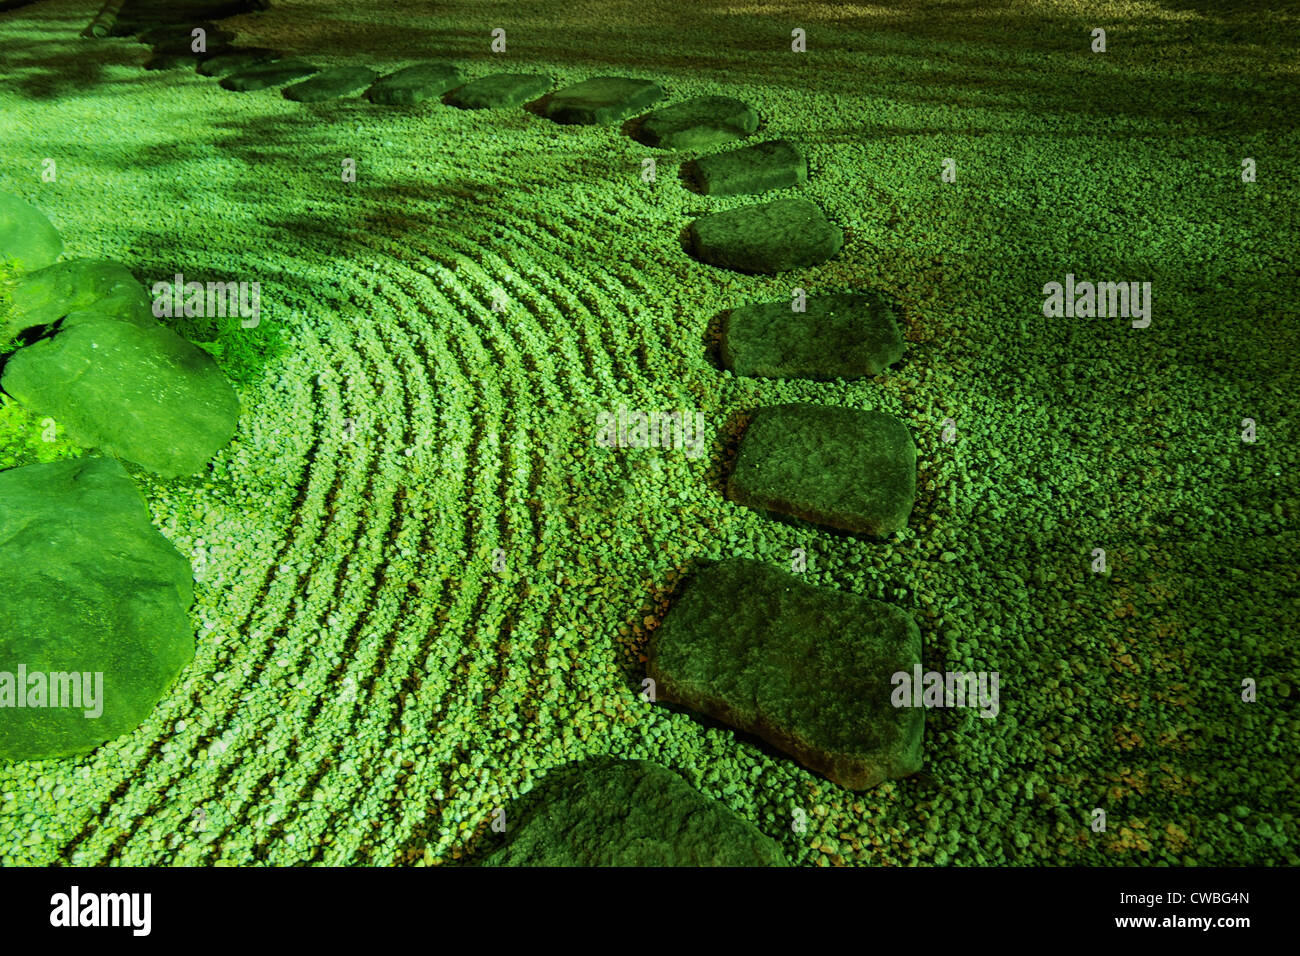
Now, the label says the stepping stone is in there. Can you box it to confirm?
[365,62,463,105]
[446,73,552,109]
[482,758,788,866]
[729,403,916,536]
[648,559,923,790]
[135,22,224,46]
[1,312,241,478]
[220,58,319,92]
[721,292,905,380]
[0,192,61,273]
[198,47,282,77]
[3,259,153,340]
[687,197,842,274]
[0,456,195,762]
[283,66,379,103]
[542,76,664,125]
[686,139,807,196]
[635,95,758,150]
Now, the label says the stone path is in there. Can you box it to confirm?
[53,13,933,844]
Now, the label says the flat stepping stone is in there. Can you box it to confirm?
[542,76,664,125]
[282,66,379,102]
[365,62,463,105]
[728,403,916,536]
[686,139,807,196]
[198,47,282,77]
[647,559,923,790]
[0,191,61,273]
[135,22,224,46]
[1,312,240,478]
[4,259,153,340]
[446,73,551,109]
[0,456,195,762]
[635,94,758,149]
[482,758,788,866]
[721,292,905,380]
[220,58,319,92]
[687,197,842,274]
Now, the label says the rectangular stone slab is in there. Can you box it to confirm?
[219,58,319,91]
[728,403,916,535]
[365,62,463,104]
[688,139,807,195]
[447,73,552,109]
[721,292,905,380]
[647,559,923,790]
[543,76,664,125]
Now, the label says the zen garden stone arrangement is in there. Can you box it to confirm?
[1,0,1292,870]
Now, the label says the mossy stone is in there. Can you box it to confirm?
[365,63,464,105]
[482,758,788,865]
[0,193,61,274]
[446,73,552,109]
[728,403,916,535]
[687,198,842,274]
[636,95,758,149]
[687,139,807,195]
[543,76,664,125]
[4,259,153,339]
[0,456,194,762]
[283,66,379,102]
[647,559,923,790]
[721,292,905,380]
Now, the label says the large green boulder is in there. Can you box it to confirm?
[647,559,923,790]
[0,456,195,762]
[0,193,61,274]
[687,198,842,274]
[728,403,916,536]
[1,313,240,478]
[721,292,905,380]
[3,259,153,340]
[482,758,788,866]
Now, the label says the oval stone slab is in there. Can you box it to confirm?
[686,139,807,196]
[721,292,905,380]
[542,76,664,125]
[283,66,378,102]
[0,192,61,274]
[647,559,923,790]
[0,456,195,762]
[1,314,241,478]
[687,197,842,274]
[365,62,463,105]
[636,95,758,149]
[446,73,552,109]
[728,403,916,536]
[220,58,319,91]
[482,758,788,866]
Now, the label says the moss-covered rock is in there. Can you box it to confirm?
[0,456,194,762]
[647,559,923,789]
[3,259,153,340]
[721,292,905,380]
[728,403,916,535]
[446,73,552,109]
[0,193,61,274]
[1,313,240,478]
[687,198,841,274]
[283,66,379,102]
[686,139,806,196]
[220,58,319,92]
[635,95,758,149]
[543,76,664,125]
[481,757,788,866]
[365,62,463,105]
